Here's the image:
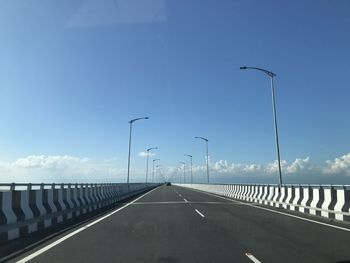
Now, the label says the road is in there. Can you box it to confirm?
[10,185,350,263]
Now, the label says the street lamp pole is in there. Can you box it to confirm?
[146,147,158,183]
[184,154,193,184]
[152,159,160,183]
[127,117,149,185]
[240,66,283,187]
[195,137,209,184]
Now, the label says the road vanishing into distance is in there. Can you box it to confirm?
[10,185,350,263]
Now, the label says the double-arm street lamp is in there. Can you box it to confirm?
[195,136,209,184]
[184,154,193,184]
[146,147,158,183]
[152,159,160,183]
[127,117,149,184]
[240,66,283,187]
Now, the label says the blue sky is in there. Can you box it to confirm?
[0,0,349,184]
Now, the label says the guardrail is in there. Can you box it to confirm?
[174,183,350,222]
[0,183,159,243]
[0,183,130,191]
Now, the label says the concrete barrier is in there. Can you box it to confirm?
[0,183,158,243]
[174,183,350,223]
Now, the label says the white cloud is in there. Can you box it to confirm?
[323,153,350,175]
[2,153,350,184]
[209,160,260,174]
[210,160,262,175]
[211,158,316,176]
[243,164,263,173]
[264,160,287,175]
[194,158,315,177]
[213,160,229,171]
[0,155,126,183]
[14,155,89,169]
[138,151,156,158]
[285,157,314,174]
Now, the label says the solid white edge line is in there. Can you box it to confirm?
[186,188,350,233]
[195,209,205,218]
[245,253,262,263]
[16,187,159,263]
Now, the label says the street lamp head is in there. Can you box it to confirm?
[184,154,192,158]
[195,136,208,142]
[268,71,276,77]
[153,158,160,162]
[129,117,149,123]
[147,147,158,152]
[239,66,276,77]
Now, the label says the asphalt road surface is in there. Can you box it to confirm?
[10,185,350,263]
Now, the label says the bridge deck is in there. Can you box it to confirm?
[10,185,350,263]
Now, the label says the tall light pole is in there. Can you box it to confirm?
[152,159,160,183]
[195,136,209,184]
[127,117,149,185]
[240,66,283,187]
[184,154,193,184]
[146,147,158,183]
[179,162,186,183]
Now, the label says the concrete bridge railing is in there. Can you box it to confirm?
[0,183,158,243]
[174,183,350,222]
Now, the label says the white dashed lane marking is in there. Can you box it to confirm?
[195,209,205,218]
[191,189,350,233]
[245,252,262,263]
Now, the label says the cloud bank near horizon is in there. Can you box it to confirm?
[0,153,350,184]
